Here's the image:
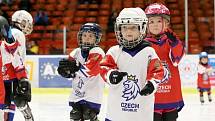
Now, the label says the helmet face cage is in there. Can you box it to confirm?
[77,23,102,50]
[115,8,148,49]
[115,23,146,49]
[12,10,33,35]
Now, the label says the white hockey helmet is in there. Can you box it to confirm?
[115,7,148,49]
[12,10,33,35]
[199,51,208,59]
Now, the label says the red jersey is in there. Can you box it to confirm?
[197,64,212,90]
[145,34,185,111]
[0,49,5,105]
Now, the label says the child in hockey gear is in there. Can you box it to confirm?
[0,15,11,121]
[57,23,105,121]
[100,8,165,121]
[2,10,34,121]
[11,10,33,60]
[145,3,185,121]
[197,52,213,104]
[0,53,4,120]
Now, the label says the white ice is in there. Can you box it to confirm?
[14,93,215,121]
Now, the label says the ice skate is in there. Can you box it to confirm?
[200,96,204,104]
[208,95,212,102]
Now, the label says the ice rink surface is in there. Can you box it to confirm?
[14,92,215,121]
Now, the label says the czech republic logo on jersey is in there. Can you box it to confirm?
[122,75,140,101]
[121,75,141,112]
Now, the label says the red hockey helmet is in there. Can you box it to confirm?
[145,3,170,21]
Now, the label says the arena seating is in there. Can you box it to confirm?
[0,0,214,54]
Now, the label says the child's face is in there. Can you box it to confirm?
[121,24,140,41]
[148,16,169,35]
[81,31,96,44]
[200,57,208,64]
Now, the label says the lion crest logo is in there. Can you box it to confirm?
[122,75,140,101]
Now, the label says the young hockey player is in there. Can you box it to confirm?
[145,3,185,121]
[0,47,4,120]
[100,8,165,121]
[11,10,33,60]
[0,15,10,121]
[57,23,105,121]
[2,10,34,121]
[197,51,213,104]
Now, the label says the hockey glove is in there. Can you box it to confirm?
[109,71,127,84]
[164,28,179,47]
[59,58,80,72]
[139,81,155,96]
[16,78,32,102]
[57,58,80,78]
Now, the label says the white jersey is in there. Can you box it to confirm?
[68,47,105,108]
[100,45,164,121]
[11,28,26,61]
[0,41,27,80]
